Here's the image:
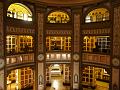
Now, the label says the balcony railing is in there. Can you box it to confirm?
[6,53,34,66]
[82,53,110,65]
[6,47,34,55]
[46,53,71,61]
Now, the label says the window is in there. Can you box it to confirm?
[85,8,109,23]
[83,36,110,54]
[46,36,71,51]
[7,3,32,21]
[47,11,70,23]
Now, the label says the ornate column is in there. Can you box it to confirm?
[36,6,46,90]
[0,2,4,90]
[112,2,120,90]
[72,8,81,90]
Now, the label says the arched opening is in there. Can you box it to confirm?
[7,3,32,21]
[46,63,71,90]
[85,8,109,23]
[47,11,70,23]
[7,67,34,90]
[82,66,110,90]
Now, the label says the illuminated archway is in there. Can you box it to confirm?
[47,11,70,23]
[7,67,34,90]
[7,3,32,21]
[85,8,109,23]
[82,66,110,89]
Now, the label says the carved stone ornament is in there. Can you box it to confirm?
[73,54,79,61]
[38,54,44,61]
[112,58,120,67]
[0,59,4,69]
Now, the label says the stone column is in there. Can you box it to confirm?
[36,6,46,90]
[112,4,120,90]
[0,2,4,90]
[72,8,81,90]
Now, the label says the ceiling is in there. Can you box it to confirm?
[28,0,104,6]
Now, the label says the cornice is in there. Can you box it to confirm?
[23,0,105,7]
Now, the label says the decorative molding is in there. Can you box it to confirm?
[6,26,35,34]
[74,14,80,53]
[73,53,80,61]
[82,28,111,35]
[46,30,72,35]
[82,53,110,65]
[38,54,44,61]
[113,6,120,56]
[38,13,44,53]
[6,53,34,67]
[112,57,120,67]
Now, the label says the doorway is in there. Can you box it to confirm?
[46,64,71,90]
[82,66,110,90]
[7,67,34,90]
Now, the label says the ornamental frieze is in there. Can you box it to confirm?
[82,28,110,35]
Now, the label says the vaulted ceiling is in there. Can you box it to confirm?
[27,0,104,6]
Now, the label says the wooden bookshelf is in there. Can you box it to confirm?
[82,66,96,88]
[7,67,33,89]
[63,64,70,85]
[46,66,51,85]
[20,67,33,89]
[46,36,71,51]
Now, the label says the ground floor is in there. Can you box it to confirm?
[6,63,110,90]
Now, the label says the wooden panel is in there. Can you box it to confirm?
[82,53,110,65]
[112,6,120,90]
[81,21,111,30]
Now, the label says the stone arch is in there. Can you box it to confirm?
[85,8,109,23]
[7,3,32,21]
